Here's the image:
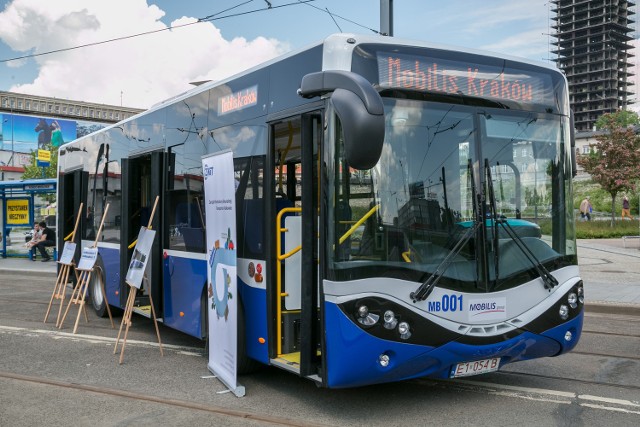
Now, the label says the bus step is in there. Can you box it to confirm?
[271,353,301,374]
[131,305,163,322]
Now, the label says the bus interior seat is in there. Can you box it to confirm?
[497,238,558,277]
[244,199,265,255]
[242,198,295,255]
[176,202,205,252]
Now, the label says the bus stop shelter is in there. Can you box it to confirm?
[0,179,56,258]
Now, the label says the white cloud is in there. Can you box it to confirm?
[481,28,551,60]
[0,0,288,108]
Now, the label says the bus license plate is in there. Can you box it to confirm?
[451,358,500,378]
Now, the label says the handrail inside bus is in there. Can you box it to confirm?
[276,206,302,356]
[339,204,379,245]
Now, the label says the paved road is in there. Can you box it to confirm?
[577,238,640,314]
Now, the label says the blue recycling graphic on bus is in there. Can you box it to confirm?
[208,236,235,322]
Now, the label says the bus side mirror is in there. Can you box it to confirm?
[299,70,385,170]
[570,110,577,177]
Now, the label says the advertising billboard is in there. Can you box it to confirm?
[0,113,108,154]
[0,113,76,152]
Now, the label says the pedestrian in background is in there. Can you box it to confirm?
[25,222,43,259]
[580,196,592,221]
[35,221,56,262]
[621,195,634,220]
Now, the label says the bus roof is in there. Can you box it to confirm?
[60,33,564,150]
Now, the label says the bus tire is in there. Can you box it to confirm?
[88,256,111,317]
[237,299,262,375]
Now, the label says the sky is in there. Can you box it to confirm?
[0,0,630,110]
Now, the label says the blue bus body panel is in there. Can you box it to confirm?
[238,280,269,364]
[323,301,584,388]
[99,247,122,309]
[163,255,207,338]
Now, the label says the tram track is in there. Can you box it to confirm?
[581,329,640,339]
[0,371,328,427]
[493,370,640,392]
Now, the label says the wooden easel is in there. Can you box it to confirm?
[58,204,113,333]
[44,203,83,325]
[114,196,163,364]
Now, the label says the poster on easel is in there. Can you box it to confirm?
[77,246,99,271]
[203,150,243,397]
[58,242,77,266]
[124,227,156,289]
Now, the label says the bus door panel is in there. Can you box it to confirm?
[270,112,322,379]
[58,169,88,264]
[119,152,164,317]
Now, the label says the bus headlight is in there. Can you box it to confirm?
[358,305,368,318]
[383,310,398,329]
[568,293,578,309]
[378,353,390,367]
[398,321,411,339]
[564,331,573,342]
[559,305,569,320]
[577,286,584,304]
[356,305,379,326]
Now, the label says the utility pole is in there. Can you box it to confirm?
[380,0,393,36]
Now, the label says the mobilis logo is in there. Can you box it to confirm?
[204,166,214,179]
[468,297,506,320]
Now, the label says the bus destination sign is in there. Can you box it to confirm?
[377,52,553,105]
[218,85,258,116]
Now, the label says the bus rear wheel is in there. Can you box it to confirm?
[89,257,110,317]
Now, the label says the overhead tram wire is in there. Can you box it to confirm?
[296,0,380,34]
[0,0,317,64]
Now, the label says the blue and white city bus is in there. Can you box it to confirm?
[57,33,583,388]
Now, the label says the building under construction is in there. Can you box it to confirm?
[551,0,635,132]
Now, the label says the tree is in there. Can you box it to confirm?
[594,109,640,130]
[578,111,640,224]
[22,144,58,179]
[22,143,58,203]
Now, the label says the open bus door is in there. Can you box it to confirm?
[269,111,323,380]
[58,169,88,265]
[120,151,165,319]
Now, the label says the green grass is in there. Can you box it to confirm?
[575,219,640,239]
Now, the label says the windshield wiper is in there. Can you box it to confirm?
[410,222,480,302]
[495,218,558,290]
[411,159,479,302]
[484,158,557,290]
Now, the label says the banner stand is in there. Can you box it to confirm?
[58,204,112,333]
[203,150,245,397]
[113,195,163,364]
[44,203,82,325]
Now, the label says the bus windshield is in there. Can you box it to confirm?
[329,97,576,293]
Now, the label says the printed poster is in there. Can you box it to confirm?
[125,227,156,289]
[77,247,98,270]
[203,150,243,397]
[58,242,77,265]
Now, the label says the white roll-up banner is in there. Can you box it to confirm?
[203,150,244,397]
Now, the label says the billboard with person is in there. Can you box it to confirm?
[0,113,76,152]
